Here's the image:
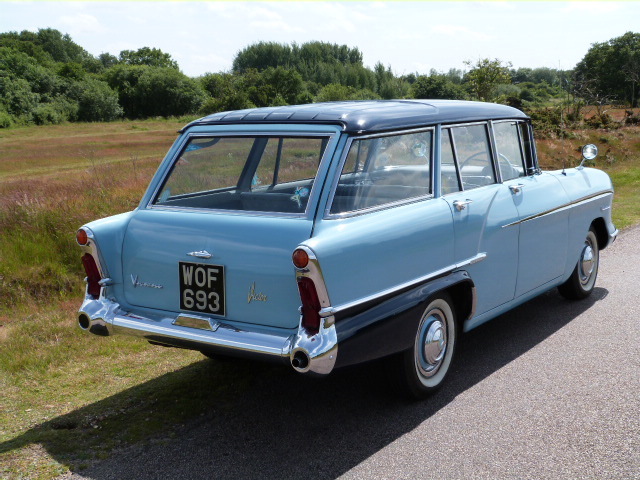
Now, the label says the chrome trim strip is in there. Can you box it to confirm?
[294,246,332,312]
[78,227,109,279]
[149,204,308,218]
[349,125,437,140]
[325,194,434,220]
[319,252,486,317]
[502,190,613,228]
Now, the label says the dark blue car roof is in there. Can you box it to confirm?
[184,100,529,134]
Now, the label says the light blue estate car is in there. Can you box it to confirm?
[77,100,617,398]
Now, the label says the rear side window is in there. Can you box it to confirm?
[330,130,432,215]
[153,136,328,214]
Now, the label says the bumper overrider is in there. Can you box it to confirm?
[77,292,338,375]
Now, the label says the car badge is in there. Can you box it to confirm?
[187,250,213,259]
[131,274,163,289]
[247,282,268,304]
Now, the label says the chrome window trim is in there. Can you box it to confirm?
[146,131,336,219]
[324,126,435,219]
[324,193,435,220]
[487,121,502,183]
[502,190,614,228]
[319,252,486,317]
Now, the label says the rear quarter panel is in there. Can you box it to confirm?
[305,198,455,309]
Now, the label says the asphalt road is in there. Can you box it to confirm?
[64,226,639,480]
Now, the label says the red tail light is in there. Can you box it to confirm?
[81,253,102,298]
[297,276,321,335]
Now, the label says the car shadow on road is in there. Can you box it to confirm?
[1,288,608,479]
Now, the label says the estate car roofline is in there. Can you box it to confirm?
[180,100,530,135]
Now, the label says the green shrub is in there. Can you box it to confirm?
[0,107,13,127]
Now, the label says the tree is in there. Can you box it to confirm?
[412,74,466,100]
[575,32,640,107]
[67,78,122,121]
[98,52,119,69]
[133,67,206,117]
[119,47,179,69]
[463,58,512,101]
[35,28,92,63]
[232,42,292,73]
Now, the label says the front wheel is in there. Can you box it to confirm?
[558,227,600,300]
[393,295,457,399]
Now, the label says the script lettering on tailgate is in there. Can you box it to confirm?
[179,262,225,316]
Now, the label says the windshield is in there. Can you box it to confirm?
[153,135,329,214]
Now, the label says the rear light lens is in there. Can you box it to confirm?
[81,253,102,298]
[297,276,321,335]
[76,228,88,246]
[292,248,309,269]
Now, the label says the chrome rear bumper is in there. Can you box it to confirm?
[78,295,337,375]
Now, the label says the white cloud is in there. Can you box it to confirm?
[430,24,492,41]
[59,13,106,35]
[561,1,621,14]
[247,6,283,20]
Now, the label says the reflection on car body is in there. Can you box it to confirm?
[76,100,617,398]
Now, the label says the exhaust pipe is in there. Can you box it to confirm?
[291,350,310,372]
[78,312,91,330]
[77,311,110,336]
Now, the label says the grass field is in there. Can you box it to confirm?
[1,117,639,478]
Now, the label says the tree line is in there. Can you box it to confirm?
[0,28,638,128]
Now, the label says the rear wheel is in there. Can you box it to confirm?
[393,295,457,399]
[558,227,599,300]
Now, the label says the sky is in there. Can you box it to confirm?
[1,1,639,77]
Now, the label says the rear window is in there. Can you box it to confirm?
[153,135,329,214]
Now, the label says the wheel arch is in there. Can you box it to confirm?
[590,217,609,250]
[442,278,476,327]
[333,271,476,369]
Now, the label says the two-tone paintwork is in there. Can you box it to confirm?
[77,100,616,376]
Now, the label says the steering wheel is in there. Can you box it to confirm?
[459,151,490,170]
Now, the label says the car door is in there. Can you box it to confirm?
[440,124,520,316]
[493,121,570,297]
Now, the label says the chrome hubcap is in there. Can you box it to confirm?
[579,244,595,284]
[417,312,447,377]
[424,320,446,365]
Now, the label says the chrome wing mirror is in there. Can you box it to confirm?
[578,144,598,169]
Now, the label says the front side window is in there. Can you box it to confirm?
[153,135,329,214]
[493,121,526,181]
[330,130,432,215]
[440,129,461,195]
[451,124,495,190]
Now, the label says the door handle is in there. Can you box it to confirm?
[453,199,473,211]
[509,184,525,194]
